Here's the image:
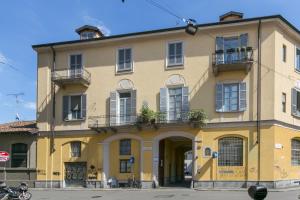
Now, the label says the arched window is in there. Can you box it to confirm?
[218,137,243,166]
[11,143,28,168]
[291,139,300,166]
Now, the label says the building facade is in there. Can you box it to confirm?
[33,12,300,189]
[0,121,37,187]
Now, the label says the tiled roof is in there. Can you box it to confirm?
[0,121,38,134]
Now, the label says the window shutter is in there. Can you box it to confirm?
[110,91,118,126]
[216,84,223,112]
[292,88,297,116]
[160,88,168,120]
[239,82,247,111]
[216,37,224,51]
[63,96,69,121]
[131,90,137,122]
[81,94,87,119]
[240,33,248,48]
[182,87,189,119]
[125,49,132,69]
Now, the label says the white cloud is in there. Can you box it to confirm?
[0,52,7,63]
[83,15,111,36]
[24,101,36,110]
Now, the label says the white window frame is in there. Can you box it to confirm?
[166,41,184,68]
[68,53,84,77]
[116,90,133,125]
[116,47,133,73]
[81,32,95,40]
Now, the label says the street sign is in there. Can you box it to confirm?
[129,156,135,164]
[0,151,10,162]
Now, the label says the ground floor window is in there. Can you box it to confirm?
[120,159,131,173]
[292,139,300,166]
[218,137,243,166]
[11,143,28,168]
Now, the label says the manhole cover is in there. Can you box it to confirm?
[154,195,175,198]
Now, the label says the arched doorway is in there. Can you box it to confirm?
[152,132,196,188]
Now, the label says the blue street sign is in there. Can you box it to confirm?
[212,152,218,158]
[129,156,135,164]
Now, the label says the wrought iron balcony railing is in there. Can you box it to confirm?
[51,68,91,86]
[212,47,254,75]
[88,111,192,129]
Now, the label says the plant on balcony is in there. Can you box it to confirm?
[188,109,208,128]
[136,105,158,130]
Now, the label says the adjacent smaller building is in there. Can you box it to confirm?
[0,121,37,187]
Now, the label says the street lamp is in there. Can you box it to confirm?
[185,19,198,35]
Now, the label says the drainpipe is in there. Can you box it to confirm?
[257,19,262,185]
[50,46,56,189]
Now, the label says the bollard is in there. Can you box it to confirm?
[248,185,268,200]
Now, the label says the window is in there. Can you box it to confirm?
[292,88,300,117]
[167,42,183,66]
[218,137,243,166]
[70,141,81,157]
[119,92,131,124]
[215,34,248,64]
[292,139,300,166]
[11,143,27,168]
[120,139,131,155]
[216,82,246,112]
[296,48,300,71]
[120,159,131,173]
[204,147,212,157]
[117,48,132,72]
[283,44,287,62]
[81,32,95,40]
[168,88,183,121]
[70,54,82,76]
[63,95,86,121]
[282,93,286,113]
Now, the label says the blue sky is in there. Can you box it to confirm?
[0,0,299,123]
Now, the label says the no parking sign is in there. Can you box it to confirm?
[0,151,10,162]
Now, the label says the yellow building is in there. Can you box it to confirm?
[33,11,300,189]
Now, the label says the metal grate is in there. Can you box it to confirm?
[218,137,243,166]
[292,139,300,166]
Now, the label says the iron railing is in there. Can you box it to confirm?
[51,68,91,84]
[212,47,253,66]
[88,111,191,129]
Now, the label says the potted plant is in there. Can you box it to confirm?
[188,109,208,128]
[136,105,157,129]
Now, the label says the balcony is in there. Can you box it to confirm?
[212,47,254,76]
[88,110,206,132]
[51,68,91,87]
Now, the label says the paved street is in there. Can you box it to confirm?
[30,189,300,200]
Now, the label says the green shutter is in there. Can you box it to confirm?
[81,94,87,119]
[160,88,168,120]
[110,91,118,126]
[239,82,247,111]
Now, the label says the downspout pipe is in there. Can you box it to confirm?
[257,19,262,185]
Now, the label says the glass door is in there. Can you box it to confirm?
[168,88,182,121]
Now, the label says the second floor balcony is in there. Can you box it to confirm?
[51,68,91,87]
[212,47,254,76]
[88,110,206,132]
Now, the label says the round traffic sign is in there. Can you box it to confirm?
[0,151,10,162]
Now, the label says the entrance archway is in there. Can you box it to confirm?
[152,131,197,188]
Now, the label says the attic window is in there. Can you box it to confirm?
[81,32,96,40]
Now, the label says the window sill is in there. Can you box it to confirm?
[64,118,86,122]
[116,70,133,75]
[216,110,245,113]
[166,64,184,70]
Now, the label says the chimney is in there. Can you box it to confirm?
[219,11,244,22]
[75,25,104,40]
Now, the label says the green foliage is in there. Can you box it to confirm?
[188,109,207,127]
[137,105,157,125]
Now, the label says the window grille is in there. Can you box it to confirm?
[120,139,131,155]
[71,141,81,157]
[218,137,243,166]
[11,143,27,168]
[292,139,300,166]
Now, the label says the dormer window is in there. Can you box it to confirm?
[75,25,104,40]
[81,32,96,40]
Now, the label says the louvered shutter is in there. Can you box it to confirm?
[131,90,137,123]
[216,84,223,112]
[160,88,168,121]
[110,91,118,126]
[182,87,189,120]
[292,88,298,116]
[240,33,248,48]
[125,49,132,70]
[63,96,69,121]
[239,82,247,111]
[81,94,87,119]
[216,37,224,64]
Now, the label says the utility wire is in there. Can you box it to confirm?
[0,61,32,79]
